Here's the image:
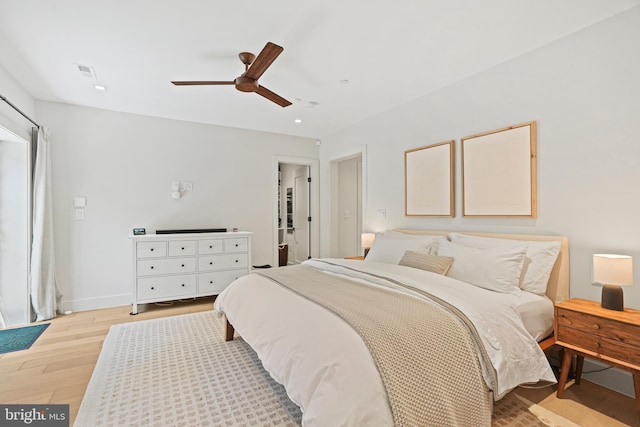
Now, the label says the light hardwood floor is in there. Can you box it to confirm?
[1,299,638,426]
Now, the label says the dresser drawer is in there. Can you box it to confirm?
[137,274,196,300]
[198,254,249,271]
[557,308,640,348]
[224,238,248,253]
[137,257,196,276]
[198,239,224,255]
[199,270,246,294]
[168,240,196,257]
[137,241,167,258]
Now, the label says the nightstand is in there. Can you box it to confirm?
[554,298,640,417]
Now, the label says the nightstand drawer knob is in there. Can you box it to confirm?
[595,342,601,348]
[593,324,601,330]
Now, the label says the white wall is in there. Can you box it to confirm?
[319,6,640,396]
[35,101,317,311]
[0,62,36,140]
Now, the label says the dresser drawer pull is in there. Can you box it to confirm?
[209,280,213,284]
[595,342,601,348]
[181,284,185,287]
[593,324,600,330]
[181,264,185,267]
[150,248,154,252]
[150,266,154,270]
[209,245,213,249]
[151,286,155,290]
[235,259,239,263]
[235,244,239,247]
[209,261,213,265]
[181,247,185,250]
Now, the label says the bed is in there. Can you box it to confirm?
[214,229,570,426]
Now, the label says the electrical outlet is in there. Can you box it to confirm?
[75,209,85,220]
[182,181,193,191]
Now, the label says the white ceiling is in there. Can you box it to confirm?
[0,0,638,139]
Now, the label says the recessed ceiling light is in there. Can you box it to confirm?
[94,84,107,91]
[294,119,303,124]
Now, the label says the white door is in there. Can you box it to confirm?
[337,156,362,258]
[293,166,310,263]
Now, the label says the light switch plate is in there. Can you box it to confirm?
[74,197,86,207]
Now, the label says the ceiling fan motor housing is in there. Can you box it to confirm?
[235,76,259,92]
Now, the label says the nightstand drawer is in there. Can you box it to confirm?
[557,326,640,366]
[557,307,640,348]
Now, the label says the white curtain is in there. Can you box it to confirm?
[30,127,62,320]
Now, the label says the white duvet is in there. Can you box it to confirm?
[214,259,556,426]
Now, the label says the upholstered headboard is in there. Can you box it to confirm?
[393,229,570,304]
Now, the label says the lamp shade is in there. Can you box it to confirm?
[593,254,633,286]
[361,233,375,249]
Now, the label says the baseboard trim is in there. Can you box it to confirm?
[63,294,131,313]
[582,359,635,398]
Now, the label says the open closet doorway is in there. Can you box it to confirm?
[274,156,319,267]
[0,126,32,327]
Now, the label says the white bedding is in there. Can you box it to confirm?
[214,258,556,426]
[511,291,554,341]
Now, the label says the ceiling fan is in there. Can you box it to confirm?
[171,42,292,108]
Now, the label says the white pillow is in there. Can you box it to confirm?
[448,233,561,295]
[365,233,437,264]
[436,239,526,294]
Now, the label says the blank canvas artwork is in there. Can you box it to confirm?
[461,122,536,217]
[405,141,454,217]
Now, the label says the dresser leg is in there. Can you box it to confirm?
[557,349,573,398]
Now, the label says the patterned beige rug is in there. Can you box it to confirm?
[76,311,577,427]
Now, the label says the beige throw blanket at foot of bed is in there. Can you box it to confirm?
[257,265,494,427]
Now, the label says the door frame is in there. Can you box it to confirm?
[272,155,319,268]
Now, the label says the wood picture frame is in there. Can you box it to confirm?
[461,121,537,218]
[404,140,454,217]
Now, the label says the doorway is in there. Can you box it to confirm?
[274,156,319,267]
[0,127,32,327]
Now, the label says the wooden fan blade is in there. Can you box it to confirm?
[256,85,291,107]
[171,81,235,86]
[244,42,283,80]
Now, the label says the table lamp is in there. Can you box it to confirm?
[361,233,375,257]
[593,254,633,311]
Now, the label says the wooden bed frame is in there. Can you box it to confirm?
[225,229,570,347]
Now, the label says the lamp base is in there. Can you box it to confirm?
[601,284,624,311]
[364,248,370,258]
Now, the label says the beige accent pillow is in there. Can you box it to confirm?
[399,251,454,275]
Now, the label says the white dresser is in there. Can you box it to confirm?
[130,231,252,314]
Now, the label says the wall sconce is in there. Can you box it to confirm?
[593,254,633,311]
[361,233,375,257]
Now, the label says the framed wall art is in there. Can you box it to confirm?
[461,121,537,218]
[404,140,454,217]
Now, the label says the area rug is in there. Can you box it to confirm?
[76,311,577,427]
[0,323,49,354]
